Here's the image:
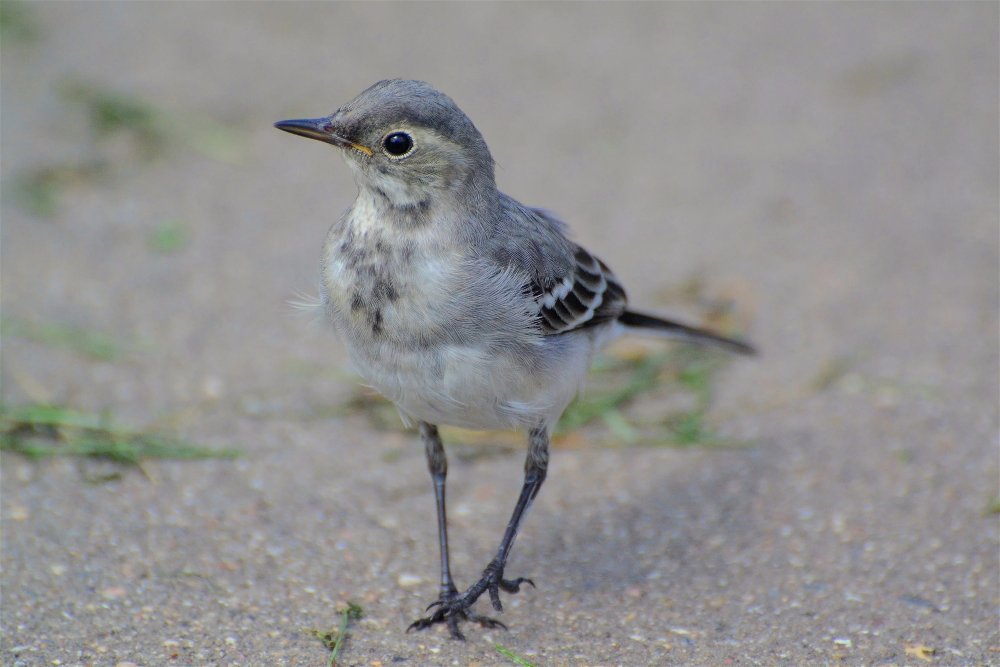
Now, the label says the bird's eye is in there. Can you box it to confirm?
[382,131,414,157]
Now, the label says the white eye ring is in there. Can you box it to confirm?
[381,130,415,159]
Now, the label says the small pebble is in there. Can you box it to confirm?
[397,573,422,587]
[101,586,127,599]
[202,376,225,399]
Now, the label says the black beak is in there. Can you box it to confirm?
[273,117,373,156]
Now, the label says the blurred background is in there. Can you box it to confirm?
[2,3,997,665]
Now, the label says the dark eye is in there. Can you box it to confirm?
[382,131,413,157]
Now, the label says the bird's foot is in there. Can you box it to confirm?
[406,590,506,641]
[406,563,535,640]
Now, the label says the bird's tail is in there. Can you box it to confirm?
[618,310,756,356]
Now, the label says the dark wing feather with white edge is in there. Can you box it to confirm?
[488,197,627,336]
[533,246,628,335]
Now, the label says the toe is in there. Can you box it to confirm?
[488,582,503,612]
[499,576,534,593]
[446,616,465,641]
[406,618,429,633]
[470,614,508,630]
[407,607,448,634]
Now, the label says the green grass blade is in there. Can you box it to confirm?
[307,602,363,667]
[0,403,111,431]
[495,644,537,667]
[0,403,240,466]
[558,352,667,432]
[2,317,124,361]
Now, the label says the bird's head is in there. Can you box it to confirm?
[275,79,495,210]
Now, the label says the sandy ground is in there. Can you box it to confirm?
[2,3,997,666]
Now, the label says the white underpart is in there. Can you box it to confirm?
[346,155,429,209]
[323,219,614,430]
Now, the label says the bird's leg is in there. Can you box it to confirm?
[472,424,547,611]
[409,424,548,638]
[409,423,508,639]
[420,423,457,600]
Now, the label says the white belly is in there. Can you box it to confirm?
[344,332,599,430]
[320,207,618,430]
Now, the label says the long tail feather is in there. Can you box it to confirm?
[618,310,756,356]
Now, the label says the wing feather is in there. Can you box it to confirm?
[532,246,627,335]
[486,196,627,336]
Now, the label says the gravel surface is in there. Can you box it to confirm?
[2,3,997,666]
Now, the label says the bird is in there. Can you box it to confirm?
[274,79,754,640]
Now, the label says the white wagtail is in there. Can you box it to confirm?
[275,79,754,639]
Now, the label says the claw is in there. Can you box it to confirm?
[409,601,506,640]
[500,576,534,593]
[406,619,426,633]
[409,567,534,639]
[474,614,507,631]
[406,608,445,633]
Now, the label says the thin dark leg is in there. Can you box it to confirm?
[410,423,508,639]
[409,424,549,638]
[419,422,455,598]
[461,424,547,611]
